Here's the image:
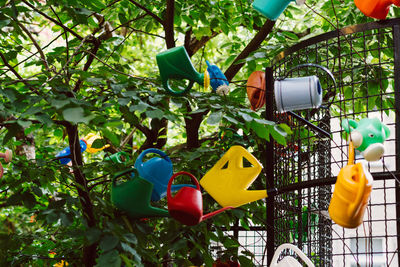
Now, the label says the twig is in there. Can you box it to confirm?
[127,0,164,25]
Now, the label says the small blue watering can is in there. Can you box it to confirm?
[252,0,304,21]
[134,148,196,201]
[56,139,87,165]
[206,61,229,95]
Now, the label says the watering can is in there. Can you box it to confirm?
[274,76,322,113]
[0,149,12,179]
[252,0,305,21]
[247,71,266,111]
[111,168,169,218]
[156,46,208,96]
[200,146,268,208]
[55,139,87,165]
[83,133,110,154]
[134,148,196,201]
[328,142,373,228]
[167,171,232,226]
[270,243,314,267]
[354,0,400,19]
[105,151,130,164]
[206,61,230,95]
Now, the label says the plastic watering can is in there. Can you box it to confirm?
[134,148,196,201]
[105,151,130,164]
[252,0,305,21]
[167,171,232,226]
[354,0,400,19]
[111,168,169,218]
[199,146,268,208]
[0,149,12,179]
[270,243,314,267]
[328,142,373,228]
[206,61,229,95]
[56,139,87,165]
[83,133,110,153]
[156,46,207,96]
[247,71,266,111]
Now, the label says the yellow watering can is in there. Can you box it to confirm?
[199,146,268,208]
[328,142,373,228]
[83,133,110,153]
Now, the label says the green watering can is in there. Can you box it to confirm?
[106,151,130,164]
[111,168,169,218]
[156,46,206,96]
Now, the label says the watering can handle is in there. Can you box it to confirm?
[271,243,315,267]
[167,171,200,201]
[136,148,171,166]
[112,168,139,187]
[347,164,367,219]
[164,79,194,96]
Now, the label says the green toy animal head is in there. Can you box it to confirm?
[342,118,390,161]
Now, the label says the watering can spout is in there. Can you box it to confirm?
[200,146,268,208]
[202,206,233,221]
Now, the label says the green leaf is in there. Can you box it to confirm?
[123,233,138,245]
[86,228,102,245]
[207,111,223,125]
[238,255,254,266]
[63,107,93,124]
[97,250,121,267]
[100,235,119,252]
[145,109,164,119]
[102,128,120,146]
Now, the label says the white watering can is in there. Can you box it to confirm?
[270,243,315,267]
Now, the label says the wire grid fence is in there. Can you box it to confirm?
[267,19,400,267]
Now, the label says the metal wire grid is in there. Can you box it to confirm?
[266,19,400,266]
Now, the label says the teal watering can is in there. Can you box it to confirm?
[111,168,169,218]
[252,0,305,21]
[134,148,196,201]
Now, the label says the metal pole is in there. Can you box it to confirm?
[265,67,275,265]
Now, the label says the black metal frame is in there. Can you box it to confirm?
[265,18,400,266]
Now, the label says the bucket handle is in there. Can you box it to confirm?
[347,163,367,219]
[271,243,314,267]
[167,171,200,201]
[136,148,171,173]
[112,168,139,187]
[164,78,194,96]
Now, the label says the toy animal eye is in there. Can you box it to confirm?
[368,133,374,138]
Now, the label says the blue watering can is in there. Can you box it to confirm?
[56,139,87,165]
[252,0,304,21]
[134,148,195,201]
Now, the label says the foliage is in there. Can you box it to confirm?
[0,0,395,266]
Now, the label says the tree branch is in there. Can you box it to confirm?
[127,0,164,25]
[164,0,175,48]
[224,20,276,81]
[22,0,84,41]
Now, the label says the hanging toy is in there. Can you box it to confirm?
[328,142,373,229]
[167,171,232,226]
[247,71,266,111]
[270,243,314,267]
[200,146,269,208]
[0,149,12,179]
[156,46,209,96]
[206,61,230,96]
[55,139,87,165]
[354,0,400,20]
[342,118,390,161]
[252,0,305,21]
[134,148,196,201]
[105,151,130,164]
[111,168,169,218]
[83,133,110,153]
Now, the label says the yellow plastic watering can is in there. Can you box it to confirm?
[83,133,110,154]
[328,142,373,228]
[199,146,268,208]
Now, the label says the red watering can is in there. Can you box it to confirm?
[167,171,233,226]
[354,0,400,20]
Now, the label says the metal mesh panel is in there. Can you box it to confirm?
[266,19,400,266]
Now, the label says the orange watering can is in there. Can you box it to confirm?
[328,142,373,228]
[246,71,266,111]
[354,0,400,19]
[199,146,268,208]
[167,171,232,226]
